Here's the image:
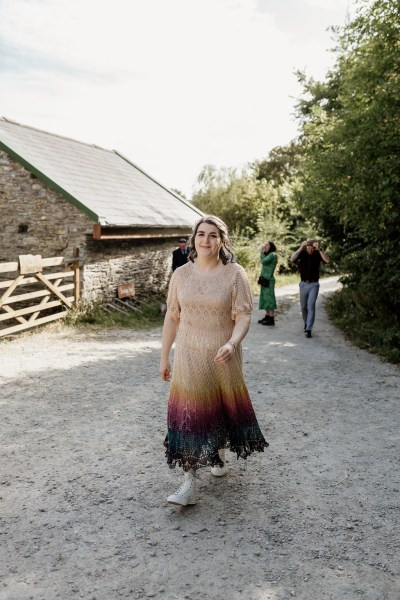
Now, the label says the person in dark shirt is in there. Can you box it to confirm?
[172,238,189,271]
[291,239,330,338]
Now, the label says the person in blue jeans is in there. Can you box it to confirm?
[291,240,330,338]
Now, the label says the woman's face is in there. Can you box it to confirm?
[264,242,270,253]
[195,222,221,259]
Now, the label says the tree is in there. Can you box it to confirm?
[296,0,400,313]
[191,165,266,237]
[251,141,301,187]
[191,158,314,275]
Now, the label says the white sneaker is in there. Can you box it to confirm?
[211,449,228,477]
[211,464,228,477]
[167,471,197,505]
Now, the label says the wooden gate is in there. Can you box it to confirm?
[0,252,80,338]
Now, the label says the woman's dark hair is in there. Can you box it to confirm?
[265,241,277,255]
[188,215,235,265]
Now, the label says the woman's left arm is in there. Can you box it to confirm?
[312,242,330,264]
[260,252,273,265]
[214,312,251,364]
[319,249,330,264]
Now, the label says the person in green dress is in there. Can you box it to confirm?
[258,241,278,326]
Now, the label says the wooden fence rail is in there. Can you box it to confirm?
[0,251,80,338]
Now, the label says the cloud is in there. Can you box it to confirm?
[0,40,132,84]
[255,0,350,43]
[0,0,352,195]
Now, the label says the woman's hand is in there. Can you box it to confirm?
[159,358,171,381]
[214,343,235,364]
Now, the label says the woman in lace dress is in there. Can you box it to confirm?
[159,215,268,506]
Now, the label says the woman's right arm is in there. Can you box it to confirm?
[159,310,180,380]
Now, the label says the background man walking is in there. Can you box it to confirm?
[291,240,330,338]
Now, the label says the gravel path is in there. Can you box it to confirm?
[1,277,399,600]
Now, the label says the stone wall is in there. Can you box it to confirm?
[0,150,93,260]
[83,238,173,303]
[0,150,177,304]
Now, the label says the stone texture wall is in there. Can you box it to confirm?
[83,238,173,303]
[0,150,175,304]
[0,150,95,260]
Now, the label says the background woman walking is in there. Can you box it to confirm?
[159,215,268,506]
[258,241,278,326]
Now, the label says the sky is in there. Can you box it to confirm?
[0,0,353,198]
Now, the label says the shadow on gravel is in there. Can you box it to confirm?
[2,282,399,600]
[1,343,288,600]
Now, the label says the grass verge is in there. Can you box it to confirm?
[326,288,400,365]
[65,298,165,331]
[64,271,301,332]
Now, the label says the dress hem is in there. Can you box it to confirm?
[164,439,269,472]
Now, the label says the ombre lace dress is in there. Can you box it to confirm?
[164,261,268,471]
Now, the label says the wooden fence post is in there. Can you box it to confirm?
[73,247,80,306]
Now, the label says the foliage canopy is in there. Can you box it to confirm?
[296,0,400,316]
[189,0,399,359]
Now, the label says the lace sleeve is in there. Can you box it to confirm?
[231,265,253,320]
[166,271,181,317]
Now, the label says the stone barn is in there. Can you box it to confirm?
[0,118,203,304]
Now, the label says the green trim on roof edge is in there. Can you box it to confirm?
[0,141,100,223]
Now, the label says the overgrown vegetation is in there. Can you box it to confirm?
[295,0,400,362]
[326,288,400,364]
[191,0,399,362]
[191,148,325,289]
[65,298,165,330]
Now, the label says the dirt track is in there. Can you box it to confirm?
[1,277,399,600]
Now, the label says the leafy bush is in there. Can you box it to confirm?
[326,287,400,364]
[296,0,400,318]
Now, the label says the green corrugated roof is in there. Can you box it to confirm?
[0,118,203,228]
